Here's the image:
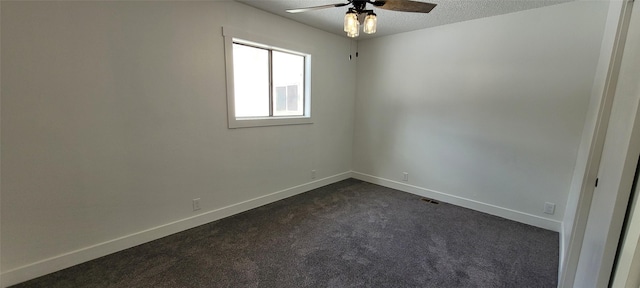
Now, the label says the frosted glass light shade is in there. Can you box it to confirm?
[363,13,377,34]
[344,11,358,32]
[347,21,359,38]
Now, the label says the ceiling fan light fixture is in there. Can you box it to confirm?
[286,0,437,38]
[347,20,360,38]
[344,9,358,32]
[363,12,377,34]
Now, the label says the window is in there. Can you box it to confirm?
[223,27,312,128]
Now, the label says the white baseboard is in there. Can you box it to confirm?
[0,172,352,288]
[352,172,562,232]
[3,171,564,287]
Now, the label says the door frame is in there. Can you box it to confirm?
[560,0,636,287]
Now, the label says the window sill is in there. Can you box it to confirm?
[228,116,313,129]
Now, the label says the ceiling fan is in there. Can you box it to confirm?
[286,0,437,38]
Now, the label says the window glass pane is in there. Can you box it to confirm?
[272,51,304,116]
[233,43,269,117]
[287,85,298,111]
[275,87,287,112]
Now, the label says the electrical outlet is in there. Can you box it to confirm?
[544,202,555,215]
[403,172,409,182]
[193,198,201,211]
[311,170,316,179]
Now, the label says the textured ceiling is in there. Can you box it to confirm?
[236,0,572,39]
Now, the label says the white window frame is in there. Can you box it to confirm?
[223,27,312,129]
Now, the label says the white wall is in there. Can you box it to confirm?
[352,1,608,230]
[0,1,355,286]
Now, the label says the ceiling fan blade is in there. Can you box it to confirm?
[286,2,351,13]
[372,0,437,13]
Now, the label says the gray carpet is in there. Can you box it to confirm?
[12,179,559,287]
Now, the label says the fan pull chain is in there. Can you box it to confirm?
[349,40,359,61]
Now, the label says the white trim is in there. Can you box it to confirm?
[222,27,312,54]
[352,171,562,232]
[0,172,352,288]
[611,180,640,288]
[561,1,636,286]
[2,171,566,287]
[223,27,313,129]
[559,222,566,284]
[230,116,312,129]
